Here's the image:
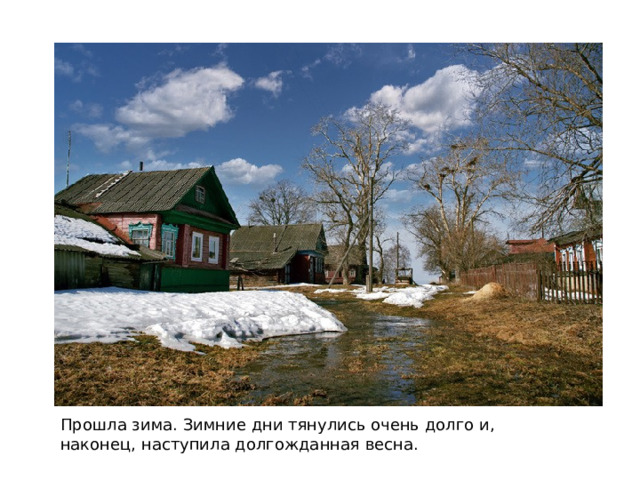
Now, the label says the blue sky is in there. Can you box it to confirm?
[54,42,498,281]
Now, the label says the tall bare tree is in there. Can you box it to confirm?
[406,136,517,280]
[247,180,316,225]
[467,43,602,233]
[303,103,409,285]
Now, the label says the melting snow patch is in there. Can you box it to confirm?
[55,288,346,351]
[355,285,448,308]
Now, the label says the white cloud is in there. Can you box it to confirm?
[69,100,103,118]
[115,65,244,138]
[55,54,99,82]
[406,45,416,61]
[74,124,148,152]
[76,65,244,152]
[255,71,286,97]
[370,65,480,135]
[301,44,362,80]
[383,188,412,203]
[215,158,283,185]
[55,58,75,77]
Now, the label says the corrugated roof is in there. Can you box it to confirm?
[55,167,210,213]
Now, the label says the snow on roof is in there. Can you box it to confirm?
[54,215,140,258]
[55,288,347,351]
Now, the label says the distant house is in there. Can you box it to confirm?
[506,238,555,256]
[55,166,240,292]
[549,228,603,269]
[54,203,166,290]
[505,238,555,265]
[229,224,328,287]
[324,244,368,285]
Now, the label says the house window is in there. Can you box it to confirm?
[592,239,603,265]
[568,248,575,271]
[195,186,206,204]
[208,236,220,264]
[161,224,179,259]
[575,244,585,270]
[129,223,153,247]
[191,232,203,261]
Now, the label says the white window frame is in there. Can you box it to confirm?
[128,222,153,247]
[208,236,220,264]
[195,185,206,204]
[191,232,203,262]
[161,224,179,259]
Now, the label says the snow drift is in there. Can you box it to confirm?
[55,288,347,351]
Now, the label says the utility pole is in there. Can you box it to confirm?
[66,130,72,188]
[367,175,374,293]
[396,232,400,284]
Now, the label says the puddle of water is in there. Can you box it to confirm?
[234,300,431,405]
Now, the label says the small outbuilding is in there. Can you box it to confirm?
[229,224,328,287]
[324,244,369,285]
[54,203,166,290]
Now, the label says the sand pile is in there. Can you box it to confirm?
[465,282,508,301]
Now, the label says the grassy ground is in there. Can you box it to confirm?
[54,285,602,406]
[357,287,602,406]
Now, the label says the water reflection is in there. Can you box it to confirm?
[235,300,431,406]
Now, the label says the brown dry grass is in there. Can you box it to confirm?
[54,284,602,406]
[360,285,602,405]
[54,336,260,406]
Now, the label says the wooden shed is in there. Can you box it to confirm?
[229,224,328,287]
[54,203,166,291]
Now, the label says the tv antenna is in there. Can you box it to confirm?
[66,130,72,188]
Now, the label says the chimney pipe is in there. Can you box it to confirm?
[139,161,144,172]
[273,232,277,252]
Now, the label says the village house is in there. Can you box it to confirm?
[549,228,603,270]
[505,238,556,266]
[324,244,369,285]
[229,224,328,287]
[55,166,240,292]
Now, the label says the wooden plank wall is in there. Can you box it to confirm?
[460,262,602,304]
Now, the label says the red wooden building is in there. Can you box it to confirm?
[549,228,603,269]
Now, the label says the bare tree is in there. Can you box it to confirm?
[406,205,505,281]
[406,136,517,281]
[380,237,412,284]
[303,103,409,285]
[468,43,602,233]
[247,180,316,225]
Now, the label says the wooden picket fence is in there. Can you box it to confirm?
[459,261,602,304]
[538,261,602,304]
